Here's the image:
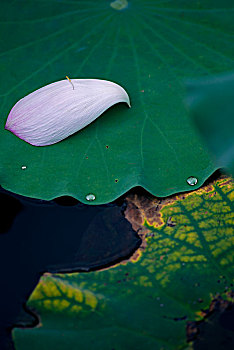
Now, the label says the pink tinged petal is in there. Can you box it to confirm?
[5,79,130,146]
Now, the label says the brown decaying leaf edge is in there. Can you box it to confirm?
[124,175,232,263]
[186,290,234,343]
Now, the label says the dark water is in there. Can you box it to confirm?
[0,187,141,349]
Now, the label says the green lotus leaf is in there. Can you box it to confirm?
[1,0,234,203]
[186,71,234,176]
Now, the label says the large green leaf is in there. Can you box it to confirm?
[13,177,234,349]
[1,0,234,204]
[186,71,234,176]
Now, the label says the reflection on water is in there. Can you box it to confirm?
[0,187,141,349]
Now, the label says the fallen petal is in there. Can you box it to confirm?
[5,79,130,146]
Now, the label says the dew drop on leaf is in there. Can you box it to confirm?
[186,176,198,186]
[85,194,96,201]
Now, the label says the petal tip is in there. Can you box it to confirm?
[4,120,11,131]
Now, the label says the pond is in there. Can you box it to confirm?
[0,187,141,349]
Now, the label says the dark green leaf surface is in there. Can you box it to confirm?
[13,177,234,349]
[1,0,234,203]
[186,71,234,176]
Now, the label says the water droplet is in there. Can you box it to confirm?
[21,166,27,170]
[110,0,128,11]
[85,193,96,201]
[186,176,198,186]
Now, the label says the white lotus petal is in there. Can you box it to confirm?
[5,79,130,146]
